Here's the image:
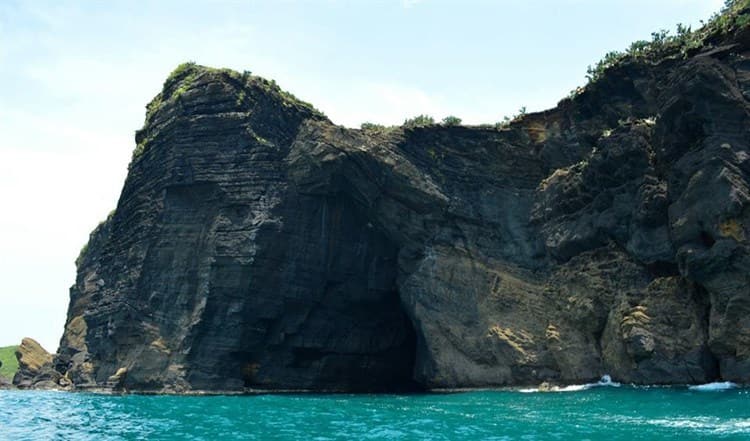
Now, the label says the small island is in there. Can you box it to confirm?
[12,0,750,395]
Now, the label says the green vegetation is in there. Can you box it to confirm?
[135,63,197,160]
[361,117,461,131]
[132,140,147,159]
[583,26,701,83]
[441,115,462,126]
[0,346,19,381]
[144,95,163,122]
[148,61,197,113]
[75,242,89,267]
[236,90,247,106]
[132,61,328,162]
[140,61,199,133]
[75,209,115,266]
[173,78,196,99]
[360,122,388,131]
[360,122,404,134]
[132,130,156,160]
[403,114,435,128]
[168,61,197,81]
[496,106,527,129]
[708,0,750,33]
[361,122,385,130]
[132,2,750,151]
[584,0,750,84]
[254,77,323,115]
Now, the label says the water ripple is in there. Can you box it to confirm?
[0,387,748,440]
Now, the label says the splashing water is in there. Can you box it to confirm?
[689,381,738,391]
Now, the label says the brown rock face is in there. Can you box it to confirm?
[13,338,62,389]
[50,15,750,392]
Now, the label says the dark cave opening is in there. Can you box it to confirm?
[292,190,422,392]
[286,301,421,393]
[273,287,421,393]
[225,189,422,393]
[305,186,421,392]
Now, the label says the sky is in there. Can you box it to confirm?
[0,0,725,351]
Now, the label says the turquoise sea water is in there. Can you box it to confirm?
[0,387,748,440]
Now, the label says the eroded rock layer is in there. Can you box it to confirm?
[52,17,750,392]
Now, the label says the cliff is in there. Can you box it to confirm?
[44,4,750,392]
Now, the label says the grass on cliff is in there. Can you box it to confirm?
[75,209,115,266]
[0,346,19,381]
[132,62,326,161]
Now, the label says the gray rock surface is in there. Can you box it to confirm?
[47,13,750,392]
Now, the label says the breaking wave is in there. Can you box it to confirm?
[688,381,738,391]
[519,374,621,393]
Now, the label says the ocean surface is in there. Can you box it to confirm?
[1,384,748,440]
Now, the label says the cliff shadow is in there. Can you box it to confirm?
[185,187,421,392]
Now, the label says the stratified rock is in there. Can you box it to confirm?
[49,7,750,392]
[12,338,62,389]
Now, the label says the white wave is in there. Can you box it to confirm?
[612,415,750,435]
[688,381,738,391]
[520,375,620,393]
[596,374,621,388]
[556,384,589,392]
[644,417,750,435]
[518,388,538,393]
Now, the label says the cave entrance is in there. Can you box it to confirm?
[280,191,421,392]
[224,189,422,392]
[171,179,420,392]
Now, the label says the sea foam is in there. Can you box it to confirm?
[520,375,621,393]
[688,381,738,391]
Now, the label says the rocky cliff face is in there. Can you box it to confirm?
[51,9,750,392]
[13,338,63,389]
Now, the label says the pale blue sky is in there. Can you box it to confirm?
[0,0,724,350]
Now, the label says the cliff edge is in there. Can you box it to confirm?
[43,3,750,392]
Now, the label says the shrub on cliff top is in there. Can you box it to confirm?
[253,77,325,117]
[360,122,387,131]
[441,116,462,126]
[167,61,197,83]
[162,61,199,101]
[584,0,750,84]
[403,114,435,128]
[143,63,200,123]
[495,106,527,129]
